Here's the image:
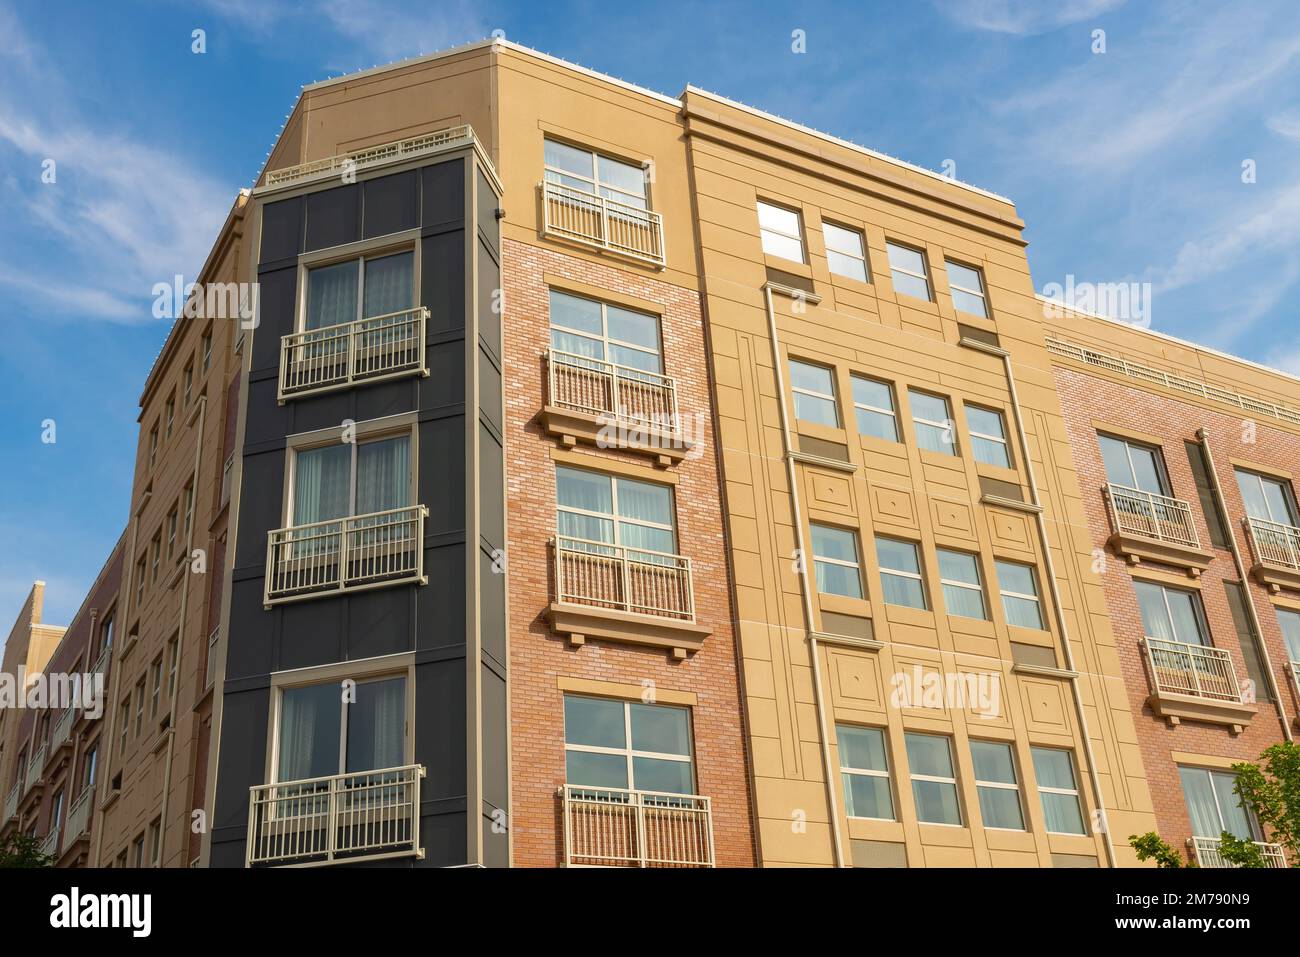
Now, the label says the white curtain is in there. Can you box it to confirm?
[362,253,413,318]
[293,445,350,526]
[356,436,410,515]
[347,677,406,773]
[278,684,340,781]
[306,261,359,330]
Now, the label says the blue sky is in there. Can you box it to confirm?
[3,0,1300,627]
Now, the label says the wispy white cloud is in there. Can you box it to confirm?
[1267,109,1300,140]
[933,0,1125,36]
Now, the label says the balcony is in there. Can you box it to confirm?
[91,642,111,678]
[540,181,666,268]
[1189,836,1287,868]
[61,786,95,856]
[264,505,428,606]
[1243,516,1300,594]
[543,349,692,467]
[1142,637,1255,732]
[24,744,46,795]
[38,827,59,860]
[246,764,425,867]
[2,782,17,825]
[205,627,220,691]
[278,307,429,402]
[49,707,74,758]
[1104,483,1213,577]
[560,785,715,867]
[546,535,710,659]
[262,126,475,191]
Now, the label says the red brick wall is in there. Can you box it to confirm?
[502,238,755,866]
[1054,365,1299,860]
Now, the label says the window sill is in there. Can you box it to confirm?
[1107,531,1214,578]
[1249,560,1300,595]
[546,601,711,660]
[1146,691,1256,734]
[541,405,691,468]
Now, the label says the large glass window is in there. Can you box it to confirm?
[837,725,894,820]
[851,375,899,442]
[946,260,988,318]
[549,289,662,373]
[810,524,864,599]
[1178,767,1259,841]
[971,741,1024,830]
[823,222,869,282]
[563,695,694,795]
[909,389,955,455]
[277,675,407,781]
[545,138,647,209]
[1098,434,1167,495]
[1235,469,1297,525]
[1134,581,1208,645]
[1031,747,1086,834]
[305,250,414,330]
[996,560,1045,630]
[291,432,411,526]
[757,201,805,262]
[966,405,1011,469]
[887,241,932,301]
[938,549,987,620]
[905,732,961,825]
[877,536,927,610]
[556,466,676,555]
[1277,608,1300,663]
[789,360,840,427]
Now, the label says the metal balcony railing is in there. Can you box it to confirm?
[263,126,475,189]
[1189,836,1287,868]
[553,535,695,622]
[2,782,17,824]
[24,744,46,794]
[205,627,220,691]
[1105,483,1200,548]
[50,707,74,755]
[1292,662,1300,697]
[561,785,715,867]
[278,307,429,401]
[90,643,111,680]
[247,764,424,867]
[1244,515,1300,571]
[61,786,95,855]
[540,181,666,267]
[546,348,682,432]
[1143,637,1242,703]
[38,828,59,860]
[265,505,428,605]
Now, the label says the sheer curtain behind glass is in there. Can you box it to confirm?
[278,683,343,782]
[293,445,351,526]
[362,253,413,318]
[356,436,411,515]
[347,677,406,774]
[307,261,359,330]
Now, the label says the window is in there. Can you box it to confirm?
[823,222,868,282]
[756,201,805,262]
[905,732,961,825]
[909,389,955,455]
[1098,434,1167,495]
[877,537,927,610]
[544,138,647,209]
[887,241,931,300]
[150,533,161,585]
[183,482,194,541]
[166,506,178,557]
[118,701,130,755]
[115,850,127,869]
[996,560,1045,630]
[556,467,676,554]
[50,788,64,832]
[164,393,175,440]
[549,289,662,373]
[305,250,414,331]
[1235,469,1297,525]
[938,549,987,620]
[1032,747,1086,834]
[135,557,146,607]
[837,725,894,820]
[789,360,840,427]
[148,818,162,867]
[183,361,193,407]
[132,834,145,868]
[1277,608,1300,663]
[851,375,898,442]
[970,741,1023,830]
[966,405,1010,469]
[201,330,213,372]
[276,674,407,782]
[810,524,864,599]
[290,431,412,527]
[149,657,162,719]
[1178,767,1259,841]
[148,423,159,467]
[99,612,115,656]
[83,742,98,789]
[1134,581,1208,645]
[133,679,146,736]
[563,695,694,795]
[946,260,988,318]
[166,637,178,701]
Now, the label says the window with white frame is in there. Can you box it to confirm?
[851,375,899,442]
[996,560,1045,630]
[757,201,805,262]
[1098,433,1167,495]
[877,536,927,610]
[304,249,414,331]
[1177,766,1260,842]
[549,289,662,373]
[966,405,1011,469]
[1031,746,1085,834]
[1277,608,1300,663]
[544,138,648,210]
[556,466,676,556]
[563,695,694,796]
[970,740,1024,830]
[837,725,894,820]
[905,732,961,825]
[938,548,987,620]
[1235,468,1298,525]
[909,389,955,455]
[789,360,840,427]
[823,222,869,282]
[887,241,931,301]
[1134,581,1208,646]
[276,674,407,782]
[946,260,988,318]
[290,430,412,527]
[810,523,864,599]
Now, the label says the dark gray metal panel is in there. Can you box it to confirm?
[364,170,419,238]
[260,197,302,265]
[304,183,361,251]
